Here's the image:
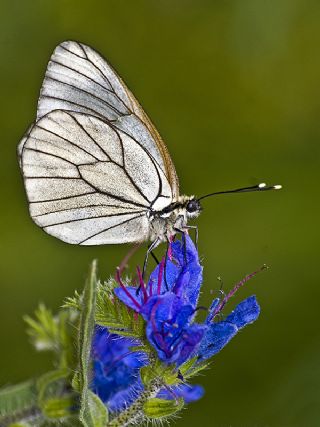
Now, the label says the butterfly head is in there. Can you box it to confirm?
[185,197,202,219]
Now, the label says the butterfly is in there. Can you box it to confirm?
[18,41,281,259]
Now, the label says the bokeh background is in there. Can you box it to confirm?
[1,1,319,426]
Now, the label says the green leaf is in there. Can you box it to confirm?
[80,391,108,427]
[63,290,82,310]
[37,369,69,407]
[24,304,58,352]
[143,397,184,419]
[24,305,77,370]
[78,260,97,391]
[57,310,77,370]
[0,380,37,419]
[8,423,32,427]
[77,260,109,427]
[95,279,145,339]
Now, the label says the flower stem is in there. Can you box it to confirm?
[107,378,162,427]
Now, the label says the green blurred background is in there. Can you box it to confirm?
[1,1,319,425]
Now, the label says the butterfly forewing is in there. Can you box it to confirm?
[35,40,179,199]
[19,110,172,245]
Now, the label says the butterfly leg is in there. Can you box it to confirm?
[173,227,188,264]
[163,238,171,291]
[142,238,161,280]
[150,251,160,266]
[185,225,199,248]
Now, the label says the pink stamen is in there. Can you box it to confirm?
[168,237,174,260]
[117,243,141,275]
[136,266,148,303]
[213,265,267,318]
[157,257,165,295]
[149,279,153,297]
[115,268,141,310]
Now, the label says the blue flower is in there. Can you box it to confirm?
[198,295,260,361]
[115,235,260,367]
[91,327,147,412]
[91,326,203,409]
[114,235,202,312]
[141,293,206,366]
[95,235,261,409]
[157,383,205,403]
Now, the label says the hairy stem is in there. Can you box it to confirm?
[108,378,162,427]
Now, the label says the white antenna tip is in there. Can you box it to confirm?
[273,185,282,190]
[258,183,266,188]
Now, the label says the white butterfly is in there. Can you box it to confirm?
[18,41,281,254]
[18,41,203,252]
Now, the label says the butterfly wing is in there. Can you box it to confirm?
[36,40,179,200]
[19,110,172,245]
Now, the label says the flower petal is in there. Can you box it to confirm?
[198,322,238,360]
[107,377,144,412]
[225,295,260,328]
[147,258,179,295]
[174,324,207,366]
[157,383,205,403]
[91,327,147,412]
[113,286,143,312]
[171,235,203,308]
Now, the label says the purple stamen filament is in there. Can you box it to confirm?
[157,258,165,295]
[213,265,266,318]
[168,237,174,260]
[137,266,148,303]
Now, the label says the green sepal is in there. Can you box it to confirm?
[129,345,149,352]
[143,397,184,419]
[140,366,157,386]
[179,356,198,376]
[72,371,81,393]
[42,396,75,419]
[140,359,165,386]
[182,359,211,380]
[141,360,180,388]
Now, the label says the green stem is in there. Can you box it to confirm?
[107,378,162,427]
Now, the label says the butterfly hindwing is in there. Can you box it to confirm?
[19,110,172,244]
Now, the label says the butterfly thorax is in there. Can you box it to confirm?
[148,195,201,242]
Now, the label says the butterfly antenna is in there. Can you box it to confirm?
[198,182,282,201]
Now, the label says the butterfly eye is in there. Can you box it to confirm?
[186,199,201,214]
